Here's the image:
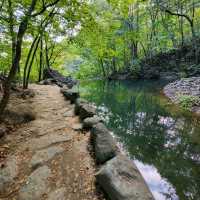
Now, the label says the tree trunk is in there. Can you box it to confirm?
[0,0,37,117]
[38,37,43,82]
[99,59,106,77]
[25,37,41,88]
[23,35,39,88]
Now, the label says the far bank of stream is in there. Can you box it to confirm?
[79,80,200,200]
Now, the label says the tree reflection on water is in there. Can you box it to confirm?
[80,80,200,200]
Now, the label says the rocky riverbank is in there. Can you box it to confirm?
[0,79,154,200]
[62,85,155,200]
[164,77,200,114]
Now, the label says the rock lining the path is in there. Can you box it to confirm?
[61,87,155,200]
[19,165,51,200]
[75,98,96,120]
[61,87,80,103]
[83,115,102,129]
[96,154,154,200]
[91,123,119,164]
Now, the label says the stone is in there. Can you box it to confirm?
[160,72,178,82]
[48,187,66,200]
[75,98,88,114]
[27,132,73,150]
[60,86,68,93]
[143,68,160,79]
[63,109,74,117]
[72,123,83,131]
[0,127,7,138]
[83,115,102,129]
[39,78,55,85]
[62,87,80,103]
[0,156,18,193]
[96,154,154,200]
[19,166,51,200]
[164,77,200,114]
[75,99,96,120]
[30,146,64,169]
[91,123,119,164]
[4,107,36,125]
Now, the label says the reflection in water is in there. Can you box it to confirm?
[134,160,178,200]
[79,80,200,200]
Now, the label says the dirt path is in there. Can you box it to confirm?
[0,84,104,200]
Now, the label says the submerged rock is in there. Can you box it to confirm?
[96,154,154,200]
[91,123,118,164]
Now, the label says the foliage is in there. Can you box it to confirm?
[178,95,200,110]
[72,0,200,78]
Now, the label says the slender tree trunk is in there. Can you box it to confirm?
[25,37,41,88]
[38,37,43,82]
[23,35,39,88]
[45,43,50,68]
[8,0,16,64]
[99,59,106,77]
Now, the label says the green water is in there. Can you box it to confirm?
[79,80,200,200]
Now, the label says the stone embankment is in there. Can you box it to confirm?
[61,86,155,200]
[164,77,200,114]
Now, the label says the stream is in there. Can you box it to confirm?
[79,79,200,200]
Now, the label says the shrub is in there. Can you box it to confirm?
[178,95,200,110]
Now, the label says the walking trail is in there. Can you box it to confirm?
[0,84,104,200]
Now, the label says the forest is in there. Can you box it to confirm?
[1,1,200,200]
[1,0,200,114]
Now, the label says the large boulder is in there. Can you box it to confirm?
[75,98,96,120]
[96,154,154,200]
[91,123,119,164]
[62,87,80,103]
[83,115,102,129]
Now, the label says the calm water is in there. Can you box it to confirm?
[79,80,200,200]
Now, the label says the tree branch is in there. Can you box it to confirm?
[31,0,60,17]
